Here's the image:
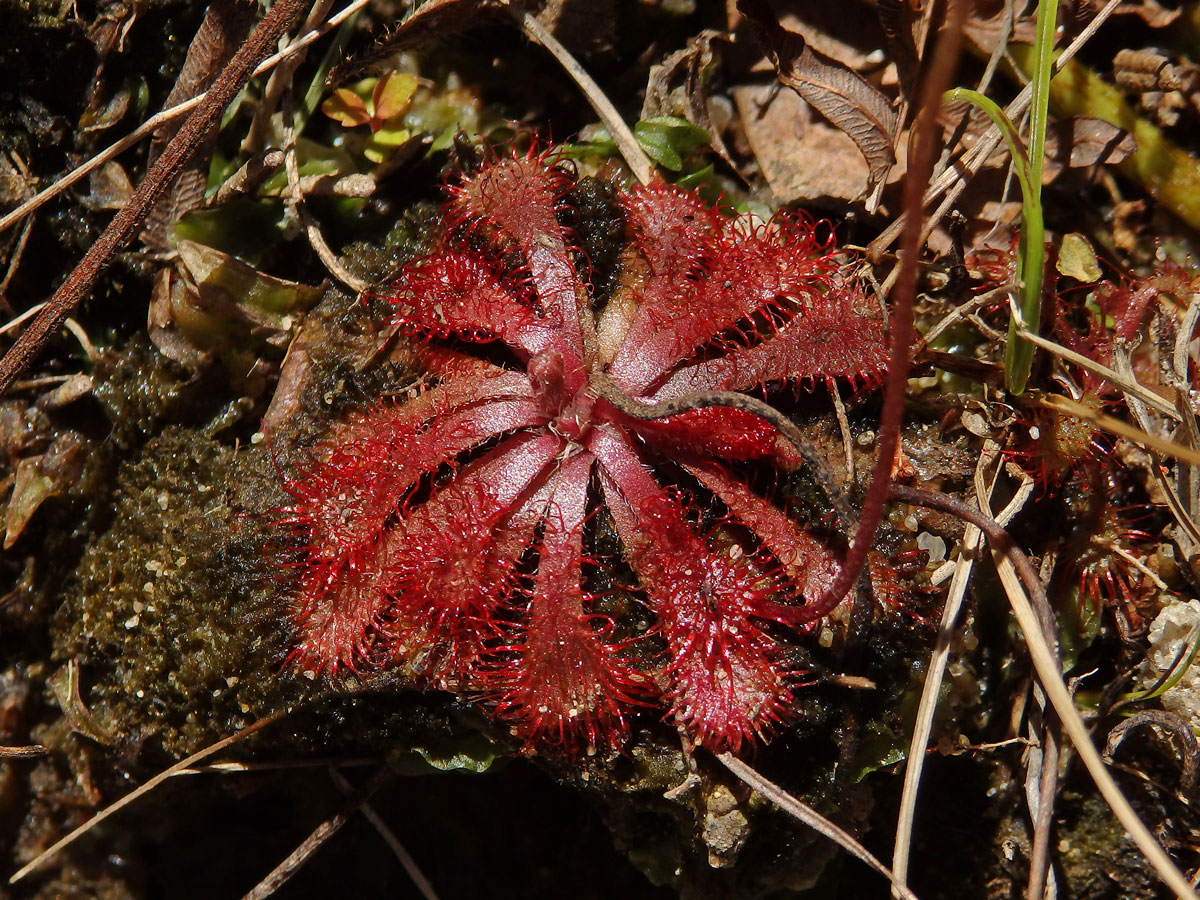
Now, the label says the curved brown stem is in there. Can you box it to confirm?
[887,481,1061,900]
[811,0,967,617]
[887,483,1052,632]
[0,0,312,396]
[588,373,857,532]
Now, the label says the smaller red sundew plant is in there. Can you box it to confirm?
[274,146,893,756]
[1005,268,1159,491]
[992,258,1182,638]
[1052,462,1164,638]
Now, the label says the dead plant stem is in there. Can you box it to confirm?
[0,0,313,397]
[889,483,1200,900]
[10,712,287,884]
[515,11,653,186]
[869,0,1122,258]
[715,752,920,900]
[242,766,393,900]
[821,0,966,615]
[0,1,368,241]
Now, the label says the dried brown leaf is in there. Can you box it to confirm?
[84,160,134,210]
[1084,0,1181,28]
[738,0,898,204]
[733,84,874,206]
[642,31,736,169]
[142,0,255,252]
[1045,116,1137,171]
[47,659,119,747]
[38,374,94,410]
[78,83,131,134]
[875,0,921,102]
[3,431,84,549]
[149,241,322,392]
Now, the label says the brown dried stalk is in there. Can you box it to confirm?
[0,0,313,396]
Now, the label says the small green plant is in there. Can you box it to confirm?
[321,70,419,163]
[563,116,710,172]
[945,0,1058,394]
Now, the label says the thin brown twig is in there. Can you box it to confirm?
[827,380,855,482]
[715,752,921,900]
[10,712,286,884]
[0,0,313,398]
[328,767,442,900]
[1027,693,1061,900]
[922,284,1011,345]
[0,0,370,241]
[243,0,338,154]
[282,106,367,293]
[514,10,653,186]
[0,217,32,309]
[0,745,46,759]
[242,766,394,900]
[815,0,967,617]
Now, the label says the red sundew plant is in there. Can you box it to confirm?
[1009,271,1159,489]
[276,148,891,756]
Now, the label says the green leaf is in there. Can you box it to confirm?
[675,163,717,193]
[321,87,372,128]
[633,116,710,171]
[364,126,412,163]
[1055,581,1104,672]
[372,71,418,124]
[388,734,499,774]
[1057,232,1102,282]
[176,239,323,320]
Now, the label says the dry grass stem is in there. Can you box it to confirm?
[241,766,393,900]
[1116,352,1200,548]
[922,285,1012,345]
[891,484,1199,900]
[1036,393,1200,467]
[0,217,32,305]
[0,0,314,395]
[328,767,441,900]
[62,318,100,363]
[9,712,286,884]
[282,113,367,294]
[988,553,1198,900]
[1019,327,1182,420]
[1093,536,1169,590]
[0,0,372,239]
[715,752,921,900]
[515,11,653,186]
[0,302,46,337]
[891,444,1032,896]
[828,381,855,481]
[242,0,338,154]
[0,745,46,759]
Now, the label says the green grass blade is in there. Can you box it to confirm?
[1004,0,1058,394]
